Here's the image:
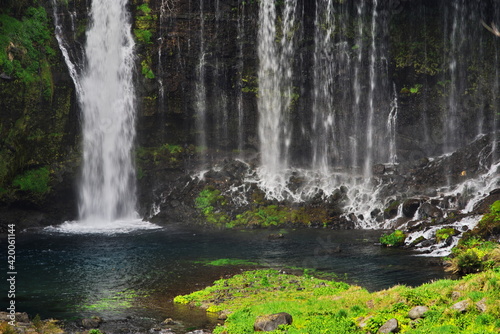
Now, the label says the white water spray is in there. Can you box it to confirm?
[364,0,378,178]
[387,83,398,165]
[257,0,296,195]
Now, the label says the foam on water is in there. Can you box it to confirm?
[46,218,161,235]
[406,216,482,257]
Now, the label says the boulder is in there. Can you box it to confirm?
[384,201,401,219]
[254,312,293,331]
[378,318,398,333]
[473,189,500,214]
[451,300,469,313]
[0,312,29,323]
[418,202,443,219]
[408,306,429,319]
[373,164,386,175]
[82,316,103,328]
[402,199,422,218]
[162,318,176,325]
[475,298,487,313]
[408,235,426,247]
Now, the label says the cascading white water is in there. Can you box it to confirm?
[78,0,137,223]
[236,3,246,154]
[364,0,378,178]
[257,0,297,198]
[351,2,365,169]
[51,0,159,233]
[311,0,336,176]
[387,83,399,165]
[444,0,466,155]
[157,0,168,107]
[194,0,207,164]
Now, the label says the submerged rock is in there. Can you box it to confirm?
[82,316,103,328]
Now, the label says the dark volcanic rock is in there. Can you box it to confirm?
[402,198,422,218]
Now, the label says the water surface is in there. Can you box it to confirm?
[1,224,447,330]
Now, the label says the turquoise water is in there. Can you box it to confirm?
[2,224,446,329]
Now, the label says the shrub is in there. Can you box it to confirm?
[380,230,406,247]
[195,187,229,225]
[436,228,458,243]
[12,166,51,193]
[446,203,500,275]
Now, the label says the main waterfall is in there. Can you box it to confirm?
[52,0,158,233]
[78,0,137,222]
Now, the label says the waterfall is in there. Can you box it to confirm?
[51,0,82,95]
[311,0,336,175]
[363,0,378,178]
[158,0,168,108]
[51,0,159,233]
[77,0,138,222]
[236,3,246,154]
[444,0,466,154]
[351,2,365,169]
[257,0,297,197]
[387,83,398,165]
[194,0,207,164]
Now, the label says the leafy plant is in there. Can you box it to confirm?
[0,7,53,85]
[436,228,458,243]
[195,187,229,225]
[12,166,51,193]
[446,202,500,275]
[88,329,103,334]
[380,230,406,247]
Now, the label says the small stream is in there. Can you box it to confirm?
[1,224,448,331]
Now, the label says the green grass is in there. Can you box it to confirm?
[174,269,500,333]
[195,258,260,267]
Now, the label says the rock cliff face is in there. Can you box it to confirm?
[0,0,498,230]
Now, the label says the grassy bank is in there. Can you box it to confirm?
[174,268,500,333]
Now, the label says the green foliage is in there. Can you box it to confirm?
[436,228,458,243]
[195,187,229,225]
[163,143,182,154]
[196,258,259,266]
[88,330,103,334]
[175,268,500,334]
[401,84,423,95]
[134,2,155,44]
[137,3,152,15]
[447,203,500,275]
[380,230,406,247]
[0,7,53,85]
[135,28,153,44]
[135,143,183,170]
[80,290,143,311]
[141,59,155,79]
[226,205,329,228]
[241,75,258,94]
[12,166,50,193]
